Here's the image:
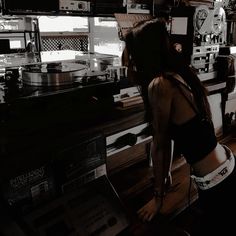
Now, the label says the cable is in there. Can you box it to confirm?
[187,172,192,208]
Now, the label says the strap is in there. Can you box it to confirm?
[166,72,199,115]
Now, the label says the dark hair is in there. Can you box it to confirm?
[124,18,211,122]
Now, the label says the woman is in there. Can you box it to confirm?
[124,19,236,235]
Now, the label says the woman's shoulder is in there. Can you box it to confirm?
[148,74,176,93]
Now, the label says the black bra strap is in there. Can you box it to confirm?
[166,73,199,115]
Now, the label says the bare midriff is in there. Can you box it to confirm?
[191,143,228,177]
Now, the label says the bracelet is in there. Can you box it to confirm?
[153,189,165,198]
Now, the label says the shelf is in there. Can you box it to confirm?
[0,30,36,33]
[0,53,41,69]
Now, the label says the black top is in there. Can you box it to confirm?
[171,115,217,164]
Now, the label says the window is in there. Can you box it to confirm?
[37,16,124,62]
[38,16,89,33]
[92,17,125,58]
[38,16,89,56]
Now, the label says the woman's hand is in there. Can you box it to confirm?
[137,196,163,222]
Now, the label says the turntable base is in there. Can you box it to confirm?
[22,62,87,86]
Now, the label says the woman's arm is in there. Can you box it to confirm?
[137,77,173,222]
[149,76,174,196]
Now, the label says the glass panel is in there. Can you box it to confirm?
[93,17,125,59]
[38,16,89,33]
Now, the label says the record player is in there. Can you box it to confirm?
[21,62,88,87]
[0,52,121,148]
[0,58,120,145]
[0,56,120,105]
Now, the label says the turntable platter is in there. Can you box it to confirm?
[22,62,88,87]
